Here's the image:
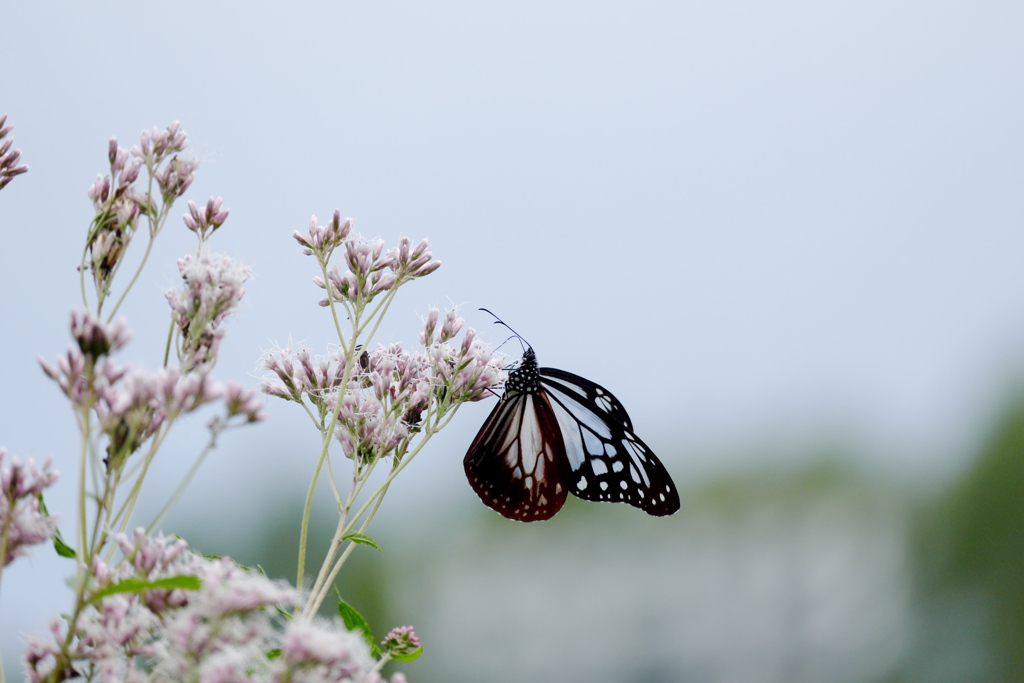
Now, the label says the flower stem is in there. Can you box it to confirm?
[147,430,218,535]
[295,411,340,611]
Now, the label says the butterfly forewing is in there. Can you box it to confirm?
[539,372,680,516]
[463,390,569,522]
[538,367,635,430]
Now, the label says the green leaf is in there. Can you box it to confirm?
[265,648,282,661]
[91,575,201,603]
[200,553,256,574]
[336,593,381,657]
[342,532,382,553]
[53,533,77,559]
[390,645,424,662]
[37,495,76,559]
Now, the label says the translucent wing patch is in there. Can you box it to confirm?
[463,392,569,522]
[539,372,680,517]
[539,367,635,430]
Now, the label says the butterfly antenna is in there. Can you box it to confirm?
[479,308,530,352]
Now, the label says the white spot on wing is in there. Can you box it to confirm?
[582,430,604,456]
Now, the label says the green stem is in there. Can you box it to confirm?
[357,288,399,341]
[296,297,371,604]
[146,429,218,535]
[77,413,92,568]
[305,406,461,615]
[298,397,322,429]
[49,559,93,683]
[106,228,158,323]
[294,271,425,616]
[79,240,92,310]
[303,475,358,617]
[294,407,340,611]
[322,448,344,505]
[366,653,393,679]
[163,317,175,368]
[305,450,385,611]
[320,259,348,343]
[86,468,120,561]
[0,512,11,596]
[105,424,173,560]
[306,479,388,616]
[344,406,458,539]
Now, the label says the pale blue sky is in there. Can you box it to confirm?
[2,0,1023,674]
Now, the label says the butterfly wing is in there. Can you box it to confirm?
[463,391,570,522]
[539,370,680,517]
[539,367,635,430]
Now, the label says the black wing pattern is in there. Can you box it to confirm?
[538,367,635,430]
[463,389,569,521]
[539,369,679,516]
[463,348,680,521]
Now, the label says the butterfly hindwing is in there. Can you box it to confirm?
[463,390,569,522]
[539,371,680,516]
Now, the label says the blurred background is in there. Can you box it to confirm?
[2,0,1023,680]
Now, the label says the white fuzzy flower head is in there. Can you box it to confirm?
[166,253,251,371]
[276,618,374,683]
[23,531,312,683]
[0,449,60,567]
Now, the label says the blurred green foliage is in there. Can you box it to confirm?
[166,394,1024,682]
[175,495,389,634]
[911,393,1024,681]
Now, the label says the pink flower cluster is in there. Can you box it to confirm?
[70,309,132,359]
[279,619,374,683]
[0,449,59,567]
[336,341,451,460]
[85,122,195,291]
[165,253,252,371]
[262,308,505,462]
[295,214,441,309]
[40,310,264,469]
[0,113,29,191]
[293,210,353,261]
[133,122,197,204]
[381,625,421,657]
[23,530,386,683]
[421,308,506,406]
[260,346,351,405]
[182,196,230,241]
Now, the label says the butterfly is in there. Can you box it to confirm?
[464,342,680,522]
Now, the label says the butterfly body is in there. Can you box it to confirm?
[464,348,680,522]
